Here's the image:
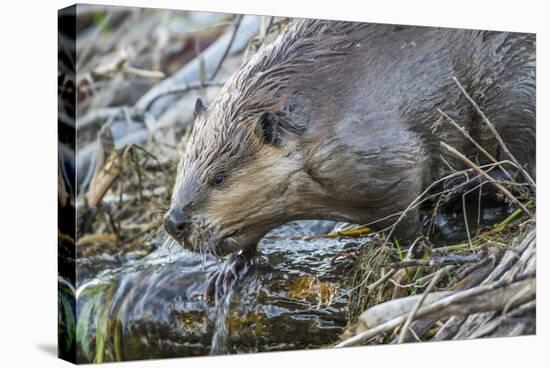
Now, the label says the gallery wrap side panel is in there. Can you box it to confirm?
[58,4,77,364]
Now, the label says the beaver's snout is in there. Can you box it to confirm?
[164,208,191,242]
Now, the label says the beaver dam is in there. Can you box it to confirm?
[58,7,536,363]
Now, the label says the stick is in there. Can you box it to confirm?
[387,253,483,270]
[452,77,536,190]
[140,80,226,112]
[123,65,165,79]
[438,109,516,183]
[398,267,446,343]
[440,142,532,217]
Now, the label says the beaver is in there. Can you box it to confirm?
[164,19,535,302]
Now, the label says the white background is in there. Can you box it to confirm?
[0,0,547,366]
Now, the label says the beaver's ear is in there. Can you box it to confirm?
[254,112,282,146]
[193,98,206,120]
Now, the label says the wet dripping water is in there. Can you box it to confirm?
[209,286,235,355]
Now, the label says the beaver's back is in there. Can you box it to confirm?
[225,19,535,181]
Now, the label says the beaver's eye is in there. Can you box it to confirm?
[211,173,225,187]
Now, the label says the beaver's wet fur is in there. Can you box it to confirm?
[164,19,535,260]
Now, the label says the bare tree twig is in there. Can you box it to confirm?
[387,253,484,270]
[76,10,114,71]
[441,142,533,218]
[438,108,516,184]
[452,77,536,190]
[140,80,226,112]
[211,15,243,80]
[123,65,165,79]
[77,107,122,130]
[398,267,447,343]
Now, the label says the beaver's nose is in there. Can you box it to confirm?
[164,208,190,239]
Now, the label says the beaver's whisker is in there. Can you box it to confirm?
[161,235,176,251]
[199,238,206,272]
[204,230,226,270]
[142,226,164,244]
[157,225,170,241]
[210,239,225,271]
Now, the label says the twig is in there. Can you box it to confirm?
[140,80,226,111]
[103,206,120,244]
[76,10,114,71]
[123,65,165,79]
[211,15,243,80]
[462,192,473,248]
[391,237,425,299]
[387,253,483,270]
[77,107,122,130]
[76,233,117,246]
[90,48,129,79]
[438,109,516,184]
[452,77,536,191]
[441,142,532,218]
[130,149,143,203]
[398,267,446,343]
[367,269,397,290]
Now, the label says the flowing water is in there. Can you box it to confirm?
[66,205,513,363]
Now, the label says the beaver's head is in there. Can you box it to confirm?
[164,94,313,257]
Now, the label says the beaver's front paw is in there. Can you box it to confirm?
[204,253,250,306]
